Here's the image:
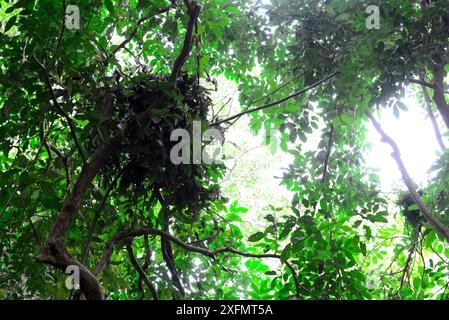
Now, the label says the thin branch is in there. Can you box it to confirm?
[40,123,54,171]
[366,110,449,242]
[81,167,124,264]
[409,78,449,94]
[419,74,446,150]
[284,260,316,299]
[125,242,159,300]
[250,56,332,107]
[0,129,50,219]
[111,6,171,57]
[321,125,334,184]
[47,0,67,70]
[212,72,338,126]
[399,244,416,294]
[41,125,71,190]
[35,56,87,166]
[409,79,434,90]
[138,234,152,299]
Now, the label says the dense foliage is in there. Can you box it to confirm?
[1,0,449,300]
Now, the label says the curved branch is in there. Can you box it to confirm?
[93,227,317,299]
[366,110,449,242]
[170,1,201,82]
[321,125,334,184]
[111,6,171,57]
[38,144,115,300]
[34,55,87,166]
[126,242,159,300]
[419,75,446,151]
[81,167,124,265]
[47,0,66,70]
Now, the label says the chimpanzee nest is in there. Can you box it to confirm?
[90,73,224,222]
[398,192,423,227]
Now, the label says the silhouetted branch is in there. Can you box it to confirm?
[93,227,318,298]
[126,242,159,300]
[419,74,446,150]
[366,110,449,242]
[213,72,338,126]
[170,1,201,81]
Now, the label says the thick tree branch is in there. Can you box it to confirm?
[46,144,114,246]
[38,144,116,300]
[170,1,201,82]
[366,110,449,242]
[430,67,449,129]
[36,242,104,300]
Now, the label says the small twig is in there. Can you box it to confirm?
[35,55,87,166]
[419,72,446,150]
[409,78,449,95]
[111,6,171,57]
[81,167,124,264]
[47,0,67,70]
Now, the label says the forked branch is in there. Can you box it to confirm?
[93,227,318,299]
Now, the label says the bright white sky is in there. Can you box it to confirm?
[365,96,445,192]
[217,79,446,198]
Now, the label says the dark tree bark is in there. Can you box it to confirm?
[431,67,449,129]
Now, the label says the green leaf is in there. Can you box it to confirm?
[264,271,277,276]
[393,105,400,119]
[104,0,114,14]
[368,213,388,223]
[4,16,17,32]
[413,277,421,291]
[360,242,367,256]
[396,101,408,111]
[248,232,265,242]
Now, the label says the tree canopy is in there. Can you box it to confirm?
[1,0,449,300]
